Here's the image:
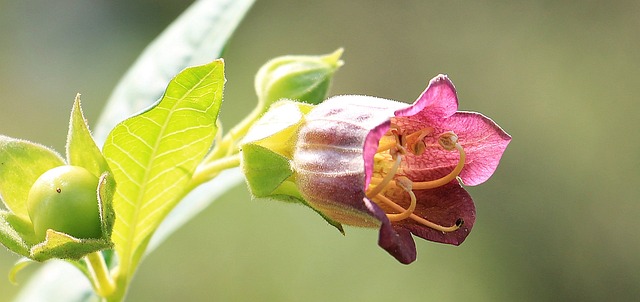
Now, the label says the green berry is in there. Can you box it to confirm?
[27,165,102,241]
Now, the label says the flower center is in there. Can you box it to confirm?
[365,125,466,232]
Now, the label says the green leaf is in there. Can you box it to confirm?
[14,0,254,300]
[93,0,255,145]
[0,211,33,257]
[66,94,110,177]
[0,135,65,219]
[147,168,243,251]
[103,60,225,274]
[29,230,112,262]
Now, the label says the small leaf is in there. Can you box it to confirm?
[8,258,35,285]
[29,230,112,262]
[0,136,65,219]
[103,60,225,272]
[66,94,110,177]
[0,211,34,257]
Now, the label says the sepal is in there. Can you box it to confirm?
[240,100,344,233]
[29,230,113,262]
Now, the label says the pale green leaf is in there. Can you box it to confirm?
[8,258,35,285]
[0,135,65,219]
[147,168,243,251]
[103,60,224,272]
[66,94,110,177]
[0,211,33,257]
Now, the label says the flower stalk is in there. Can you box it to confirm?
[85,251,115,298]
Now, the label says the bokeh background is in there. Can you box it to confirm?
[1,1,639,301]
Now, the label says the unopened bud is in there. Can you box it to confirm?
[255,48,344,108]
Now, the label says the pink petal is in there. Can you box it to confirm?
[395,74,459,120]
[393,111,510,187]
[444,112,511,186]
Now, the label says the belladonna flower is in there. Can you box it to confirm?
[292,74,511,264]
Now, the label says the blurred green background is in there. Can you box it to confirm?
[1,1,639,301]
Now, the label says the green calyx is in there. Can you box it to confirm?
[241,100,312,197]
[240,100,344,233]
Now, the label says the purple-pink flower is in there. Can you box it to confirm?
[293,74,511,264]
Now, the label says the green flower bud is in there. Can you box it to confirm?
[255,48,344,108]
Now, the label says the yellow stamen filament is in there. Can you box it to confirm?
[372,186,461,232]
[366,129,464,233]
[375,193,415,221]
[370,142,465,190]
[386,177,416,221]
[411,142,465,190]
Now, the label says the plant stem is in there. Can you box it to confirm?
[203,104,264,163]
[85,251,115,298]
[188,153,241,190]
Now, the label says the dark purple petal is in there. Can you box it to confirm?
[396,182,475,245]
[364,198,417,264]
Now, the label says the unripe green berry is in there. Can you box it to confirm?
[27,165,102,241]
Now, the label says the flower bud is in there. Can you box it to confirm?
[255,48,344,108]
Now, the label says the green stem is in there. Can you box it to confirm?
[188,153,242,190]
[203,104,264,163]
[85,251,115,298]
